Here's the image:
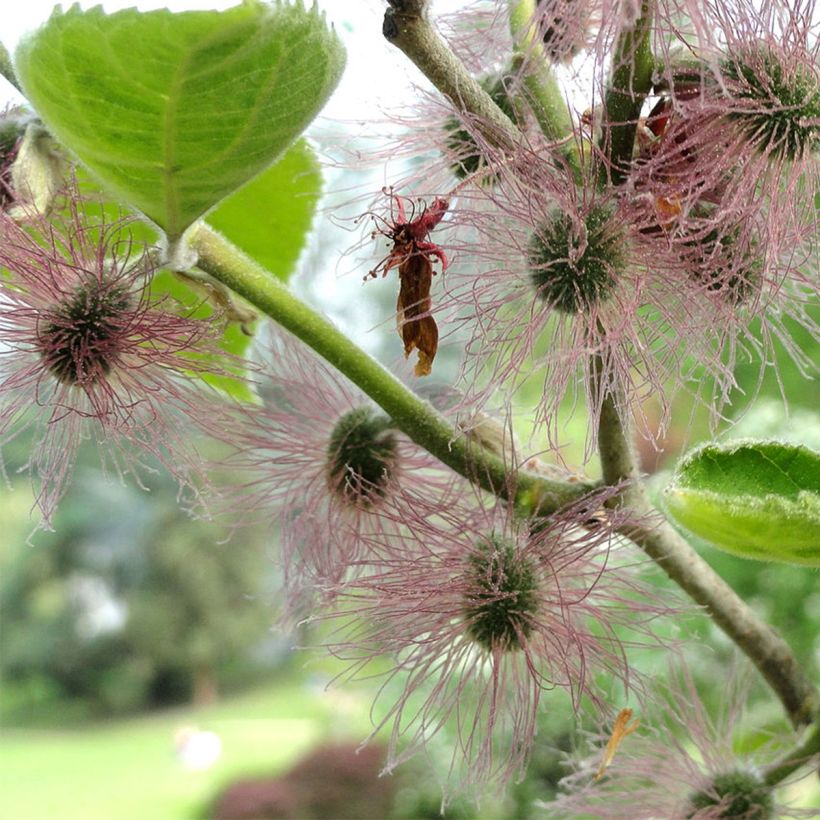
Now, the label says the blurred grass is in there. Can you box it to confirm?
[0,674,370,820]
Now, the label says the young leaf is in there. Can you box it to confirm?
[14,2,344,238]
[664,441,820,567]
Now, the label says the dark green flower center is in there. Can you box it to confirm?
[723,46,820,160]
[463,534,539,652]
[528,204,625,313]
[683,223,762,305]
[38,280,131,385]
[687,769,774,819]
[326,407,398,507]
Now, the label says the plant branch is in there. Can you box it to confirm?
[600,1,655,185]
[189,222,594,515]
[764,718,820,787]
[383,0,544,163]
[508,0,581,175]
[593,356,819,728]
[509,0,571,141]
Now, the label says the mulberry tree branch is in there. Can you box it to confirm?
[593,356,819,728]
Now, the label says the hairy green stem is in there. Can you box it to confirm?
[592,356,819,728]
[190,222,593,515]
[508,0,581,175]
[600,1,655,184]
[383,1,522,154]
[764,718,820,786]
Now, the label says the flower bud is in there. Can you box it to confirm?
[528,204,626,313]
[9,121,65,217]
[462,534,539,652]
[686,768,774,819]
[326,406,399,507]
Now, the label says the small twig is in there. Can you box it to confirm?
[764,718,820,786]
[382,0,523,155]
[593,355,819,728]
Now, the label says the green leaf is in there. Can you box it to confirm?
[14,1,344,238]
[664,441,820,567]
[206,138,321,283]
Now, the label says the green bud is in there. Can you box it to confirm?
[326,407,399,507]
[463,534,539,652]
[528,204,625,313]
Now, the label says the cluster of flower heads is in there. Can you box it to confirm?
[0,193,235,528]
[551,664,816,818]
[0,0,816,808]
[225,327,679,797]
[365,0,818,447]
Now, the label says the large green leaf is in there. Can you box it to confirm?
[14,1,344,238]
[206,137,321,282]
[664,441,820,567]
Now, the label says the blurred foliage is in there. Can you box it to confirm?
[0,443,280,720]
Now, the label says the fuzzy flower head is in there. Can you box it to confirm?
[551,663,817,818]
[645,0,820,231]
[315,489,674,798]
[227,329,455,619]
[444,155,733,448]
[0,202,232,527]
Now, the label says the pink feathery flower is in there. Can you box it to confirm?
[551,662,818,818]
[646,0,819,228]
[315,489,676,797]
[442,151,740,449]
[0,201,234,528]
[226,329,457,619]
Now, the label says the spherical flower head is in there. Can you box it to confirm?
[444,163,707,449]
[528,203,626,313]
[316,490,675,798]
[0,202,233,527]
[462,532,538,652]
[551,663,814,819]
[677,214,764,305]
[227,330,453,620]
[687,767,775,819]
[722,43,820,163]
[326,405,399,508]
[34,277,132,384]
